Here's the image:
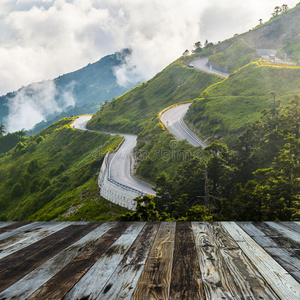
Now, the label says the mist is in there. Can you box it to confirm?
[0,0,299,132]
[4,80,75,132]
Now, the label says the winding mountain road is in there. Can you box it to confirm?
[160,103,207,148]
[71,115,155,196]
[189,57,230,78]
[71,57,229,201]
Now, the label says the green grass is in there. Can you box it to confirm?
[187,62,300,144]
[0,117,128,221]
[208,39,259,72]
[87,59,222,134]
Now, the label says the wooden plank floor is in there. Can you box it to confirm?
[0,222,299,300]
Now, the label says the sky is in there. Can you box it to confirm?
[0,0,299,96]
[0,0,299,132]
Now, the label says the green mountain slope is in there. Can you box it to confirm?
[216,3,300,54]
[200,3,300,73]
[0,118,127,221]
[0,49,137,133]
[186,62,300,144]
[208,39,258,72]
[87,59,222,134]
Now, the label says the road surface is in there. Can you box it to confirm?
[71,116,155,196]
[160,103,207,148]
[188,57,229,78]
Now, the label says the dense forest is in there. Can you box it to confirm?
[121,96,300,221]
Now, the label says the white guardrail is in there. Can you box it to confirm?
[98,151,146,210]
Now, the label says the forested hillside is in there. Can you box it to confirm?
[187,62,300,144]
[122,97,300,222]
[87,58,222,134]
[0,118,127,221]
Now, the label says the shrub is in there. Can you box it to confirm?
[11,182,24,198]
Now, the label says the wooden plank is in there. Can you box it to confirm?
[222,221,300,299]
[0,222,15,229]
[64,222,145,300]
[0,222,100,291]
[169,222,205,300]
[255,222,300,260]
[97,222,160,300]
[280,222,300,233]
[0,222,116,300]
[192,222,241,299]
[265,221,300,243]
[239,222,300,282]
[0,222,70,259]
[132,222,176,300]
[210,222,279,299]
[0,222,29,235]
[0,222,39,241]
[27,222,131,300]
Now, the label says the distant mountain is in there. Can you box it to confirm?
[218,3,300,54]
[207,3,300,71]
[0,48,138,133]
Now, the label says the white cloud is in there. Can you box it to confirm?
[4,80,75,132]
[0,0,299,96]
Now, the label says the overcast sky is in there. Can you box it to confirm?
[0,0,298,96]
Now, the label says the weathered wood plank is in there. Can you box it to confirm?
[97,222,160,300]
[27,222,131,300]
[239,222,300,282]
[222,221,300,299]
[169,222,205,300]
[0,222,29,235]
[0,222,70,259]
[210,222,279,299]
[0,222,15,229]
[0,222,40,241]
[132,222,176,300]
[254,222,300,260]
[64,222,145,300]
[192,222,242,299]
[0,222,99,291]
[280,222,300,233]
[265,221,300,243]
[0,222,117,300]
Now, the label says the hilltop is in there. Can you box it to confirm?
[0,49,137,133]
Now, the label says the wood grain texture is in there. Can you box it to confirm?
[192,222,241,299]
[0,222,39,241]
[97,222,160,300]
[64,222,144,300]
[222,221,300,300]
[280,222,300,233]
[212,222,279,299]
[0,222,70,259]
[254,222,300,260]
[0,222,117,300]
[169,222,205,300]
[132,222,176,300]
[0,222,30,235]
[265,221,300,243]
[239,222,300,282]
[0,222,15,229]
[27,222,130,300]
[0,223,99,291]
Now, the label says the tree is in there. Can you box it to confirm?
[273,6,282,16]
[0,124,5,136]
[192,41,202,53]
[182,49,190,56]
[281,4,288,13]
[120,195,162,221]
[204,39,214,49]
